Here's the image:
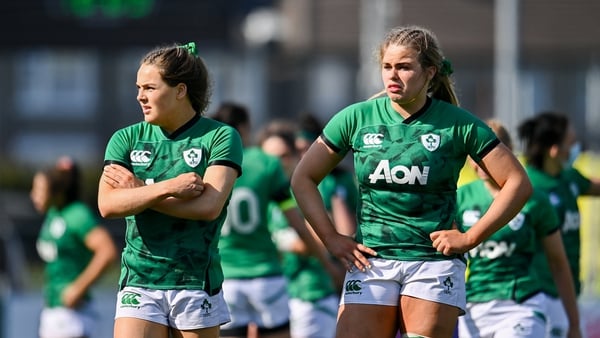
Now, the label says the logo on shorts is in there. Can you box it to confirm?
[345,280,362,295]
[200,299,212,315]
[442,277,453,294]
[120,291,142,308]
[550,327,565,337]
[513,322,532,335]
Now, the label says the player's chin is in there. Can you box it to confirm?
[143,114,158,124]
[388,93,409,102]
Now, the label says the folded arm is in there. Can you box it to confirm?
[98,163,238,221]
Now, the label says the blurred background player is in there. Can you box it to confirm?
[456,120,581,337]
[31,156,117,338]
[213,102,336,338]
[518,112,600,338]
[295,113,358,237]
[258,119,354,338]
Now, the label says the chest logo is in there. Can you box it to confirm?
[421,133,440,151]
[508,212,525,231]
[183,148,203,168]
[49,218,67,238]
[130,150,152,166]
[363,133,384,148]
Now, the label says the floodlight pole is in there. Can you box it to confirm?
[494,0,520,135]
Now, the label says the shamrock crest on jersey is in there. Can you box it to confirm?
[183,148,203,168]
[420,133,440,151]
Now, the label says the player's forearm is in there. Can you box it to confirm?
[74,254,114,292]
[151,194,225,221]
[98,183,170,218]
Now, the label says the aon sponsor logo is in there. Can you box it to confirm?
[368,160,429,185]
[469,240,516,259]
[562,210,580,232]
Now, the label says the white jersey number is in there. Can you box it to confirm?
[221,187,260,236]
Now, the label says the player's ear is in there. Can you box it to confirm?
[176,83,187,99]
[427,66,436,81]
[549,144,560,159]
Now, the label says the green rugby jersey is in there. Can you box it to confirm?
[266,173,341,302]
[268,202,337,302]
[322,97,499,261]
[219,147,293,279]
[330,167,359,214]
[36,202,97,307]
[456,181,559,303]
[103,115,243,292]
[526,166,591,296]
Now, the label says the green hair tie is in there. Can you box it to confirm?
[440,59,454,76]
[181,42,198,56]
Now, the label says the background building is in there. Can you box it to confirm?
[1,0,599,337]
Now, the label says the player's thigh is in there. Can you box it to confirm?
[171,326,220,338]
[336,303,398,338]
[400,295,460,338]
[114,317,169,338]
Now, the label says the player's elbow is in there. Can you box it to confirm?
[519,175,533,202]
[190,203,225,221]
[97,202,124,219]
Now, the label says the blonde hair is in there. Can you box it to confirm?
[377,25,459,106]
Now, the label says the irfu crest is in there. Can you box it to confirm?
[420,133,440,151]
[183,148,202,168]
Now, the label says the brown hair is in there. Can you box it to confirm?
[256,119,299,156]
[141,43,212,114]
[517,112,569,169]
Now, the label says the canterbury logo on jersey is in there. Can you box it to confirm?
[368,160,429,185]
[183,148,202,168]
[362,133,384,148]
[421,133,441,151]
[119,291,142,308]
[130,150,152,166]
